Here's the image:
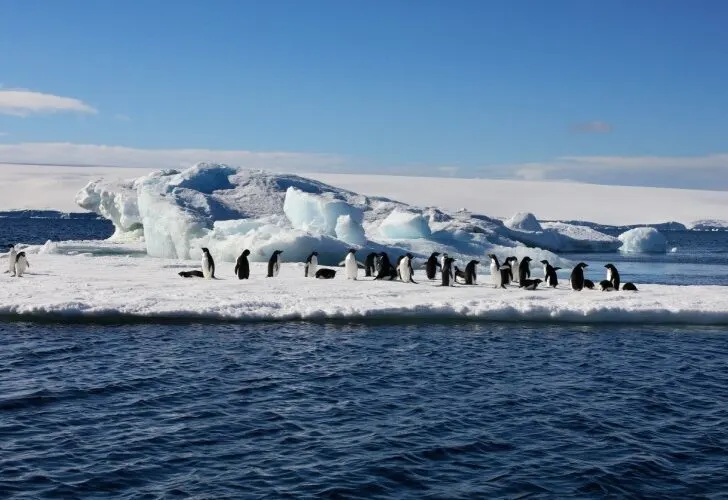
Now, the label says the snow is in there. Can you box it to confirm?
[504,212,542,232]
[378,210,432,239]
[618,227,668,253]
[689,219,728,231]
[2,249,728,325]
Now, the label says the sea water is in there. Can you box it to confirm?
[1,215,728,498]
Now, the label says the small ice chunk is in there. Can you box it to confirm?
[618,227,668,253]
[378,210,432,239]
[504,212,542,232]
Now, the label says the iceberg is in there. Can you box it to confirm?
[618,227,668,253]
[76,163,622,265]
[504,212,542,232]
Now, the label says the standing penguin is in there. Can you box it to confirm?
[201,248,215,279]
[304,251,319,278]
[234,249,251,280]
[6,244,17,275]
[14,252,29,277]
[604,264,621,291]
[374,252,398,280]
[425,252,441,280]
[343,248,360,280]
[488,254,510,289]
[440,253,448,276]
[441,257,456,287]
[540,260,561,288]
[505,256,518,285]
[570,262,589,291]
[267,250,283,277]
[398,253,417,283]
[464,260,479,285]
[518,256,532,286]
[364,252,379,277]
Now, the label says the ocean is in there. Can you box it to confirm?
[2,215,728,498]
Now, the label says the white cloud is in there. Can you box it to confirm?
[0,142,345,172]
[0,89,97,117]
[571,120,613,133]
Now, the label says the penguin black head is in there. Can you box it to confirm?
[311,251,319,256]
[7,244,14,249]
[201,247,210,254]
[406,252,414,259]
[379,251,387,257]
[605,263,616,270]
[576,262,588,268]
[487,253,496,259]
[523,256,532,262]
[540,259,548,265]
[347,248,356,254]
[242,249,250,256]
[430,252,440,257]
[533,278,543,285]
[274,250,283,255]
[470,260,480,265]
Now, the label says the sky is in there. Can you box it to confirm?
[1,0,728,189]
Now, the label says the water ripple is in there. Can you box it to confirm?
[1,322,728,498]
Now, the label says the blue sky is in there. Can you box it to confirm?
[1,0,727,188]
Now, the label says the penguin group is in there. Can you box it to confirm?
[176,246,640,293]
[3,244,30,278]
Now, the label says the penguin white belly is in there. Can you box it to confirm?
[344,254,358,280]
[202,257,213,279]
[399,259,411,282]
[606,269,613,282]
[449,267,455,287]
[490,263,501,287]
[8,249,16,274]
[543,265,550,285]
[307,256,318,277]
[15,257,27,277]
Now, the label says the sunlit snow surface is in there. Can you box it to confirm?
[2,242,727,325]
[618,227,668,253]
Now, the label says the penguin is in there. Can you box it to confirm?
[395,255,405,280]
[505,256,518,285]
[6,244,17,275]
[521,278,543,291]
[599,280,615,291]
[304,251,319,278]
[364,252,379,277]
[201,248,215,279]
[398,253,417,283]
[570,262,589,291]
[604,264,621,291]
[315,268,337,279]
[374,252,398,280]
[464,260,479,285]
[14,252,29,278]
[454,266,467,284]
[488,254,510,289]
[425,252,441,280]
[267,250,283,277]
[518,256,532,286]
[343,248,360,280]
[540,260,560,288]
[441,257,456,287]
[584,279,595,290]
[179,270,205,278]
[440,253,448,276]
[234,249,251,280]
[622,282,638,291]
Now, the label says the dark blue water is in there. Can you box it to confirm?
[2,321,728,498]
[2,216,728,498]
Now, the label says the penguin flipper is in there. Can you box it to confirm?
[356,261,366,268]
[338,260,346,266]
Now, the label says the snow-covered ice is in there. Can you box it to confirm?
[618,227,668,253]
[2,248,728,325]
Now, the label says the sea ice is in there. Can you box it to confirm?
[618,227,668,253]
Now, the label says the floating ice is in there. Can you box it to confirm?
[504,212,542,232]
[618,227,668,253]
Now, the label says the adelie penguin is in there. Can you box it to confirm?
[14,252,29,277]
[374,252,398,281]
[540,260,561,288]
[604,264,620,291]
[441,257,456,287]
[584,279,595,290]
[425,252,441,280]
[599,280,615,291]
[518,256,532,287]
[179,270,204,278]
[570,262,589,291]
[201,248,215,279]
[6,244,17,275]
[304,251,319,278]
[342,248,362,280]
[504,256,518,285]
[235,249,251,280]
[488,254,510,289]
[521,278,543,291]
[622,282,638,291]
[398,253,417,284]
[315,268,337,279]
[364,252,379,277]
[462,260,479,285]
[267,250,283,277]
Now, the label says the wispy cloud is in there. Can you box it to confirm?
[571,120,613,133]
[0,89,97,117]
[0,142,345,172]
[113,113,131,121]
